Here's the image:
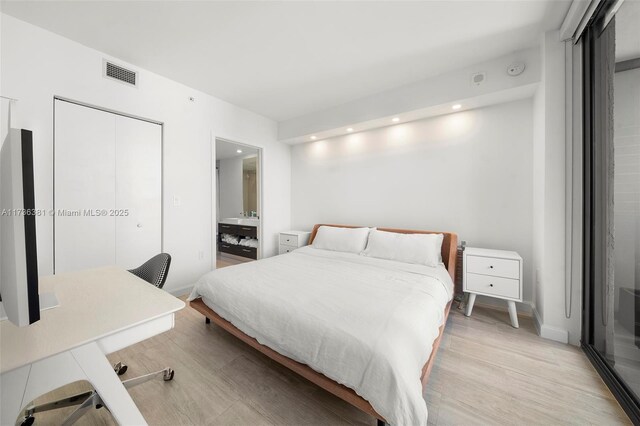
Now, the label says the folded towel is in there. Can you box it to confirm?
[221,234,239,245]
[239,238,259,248]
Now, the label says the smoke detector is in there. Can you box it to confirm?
[507,62,526,76]
[471,72,486,86]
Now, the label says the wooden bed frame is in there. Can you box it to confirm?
[190,224,458,424]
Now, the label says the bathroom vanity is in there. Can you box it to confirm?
[218,218,259,260]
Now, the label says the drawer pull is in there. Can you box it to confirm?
[241,227,253,231]
[489,265,494,269]
[242,249,251,253]
[489,283,494,287]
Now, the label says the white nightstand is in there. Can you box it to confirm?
[463,247,523,328]
[279,231,311,254]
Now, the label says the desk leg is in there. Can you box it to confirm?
[70,342,147,425]
[1,365,30,426]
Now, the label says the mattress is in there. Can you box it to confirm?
[188,246,453,425]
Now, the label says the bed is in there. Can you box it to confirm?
[189,224,457,425]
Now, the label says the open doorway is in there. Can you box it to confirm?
[214,138,262,269]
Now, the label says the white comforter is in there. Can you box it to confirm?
[188,246,453,425]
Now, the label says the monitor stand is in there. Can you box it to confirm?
[0,292,60,322]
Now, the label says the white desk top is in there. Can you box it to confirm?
[0,267,185,374]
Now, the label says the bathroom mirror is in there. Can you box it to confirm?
[242,156,258,217]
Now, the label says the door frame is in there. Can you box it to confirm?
[211,135,264,268]
[52,96,164,273]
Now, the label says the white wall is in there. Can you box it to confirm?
[532,76,546,322]
[531,30,581,345]
[0,13,5,142]
[291,99,535,307]
[218,156,244,220]
[0,14,291,294]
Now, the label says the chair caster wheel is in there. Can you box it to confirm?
[21,416,35,426]
[163,369,174,381]
[114,362,128,376]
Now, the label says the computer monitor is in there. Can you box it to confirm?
[0,129,41,326]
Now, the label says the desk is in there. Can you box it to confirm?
[0,267,185,425]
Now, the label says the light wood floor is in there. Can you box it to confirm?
[25,302,631,425]
[216,252,254,269]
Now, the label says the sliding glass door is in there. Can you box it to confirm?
[583,1,640,422]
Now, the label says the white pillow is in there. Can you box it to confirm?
[363,230,443,267]
[312,226,372,254]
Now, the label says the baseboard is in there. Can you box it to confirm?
[168,284,193,298]
[532,307,569,344]
[533,307,542,335]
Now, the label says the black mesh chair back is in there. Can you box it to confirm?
[128,253,172,289]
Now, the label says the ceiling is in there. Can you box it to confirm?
[216,139,258,160]
[1,1,571,122]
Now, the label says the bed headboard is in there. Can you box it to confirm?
[308,224,458,282]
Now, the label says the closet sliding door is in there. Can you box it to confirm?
[115,115,162,268]
[54,100,161,274]
[54,100,117,273]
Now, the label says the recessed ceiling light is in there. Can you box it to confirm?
[452,104,462,110]
[311,135,317,140]
[237,149,243,153]
[392,117,400,122]
[347,128,353,132]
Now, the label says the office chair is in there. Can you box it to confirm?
[113,253,173,377]
[19,254,174,426]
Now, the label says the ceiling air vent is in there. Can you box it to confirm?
[103,60,138,87]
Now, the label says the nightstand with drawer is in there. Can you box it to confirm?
[463,247,523,328]
[279,231,311,254]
